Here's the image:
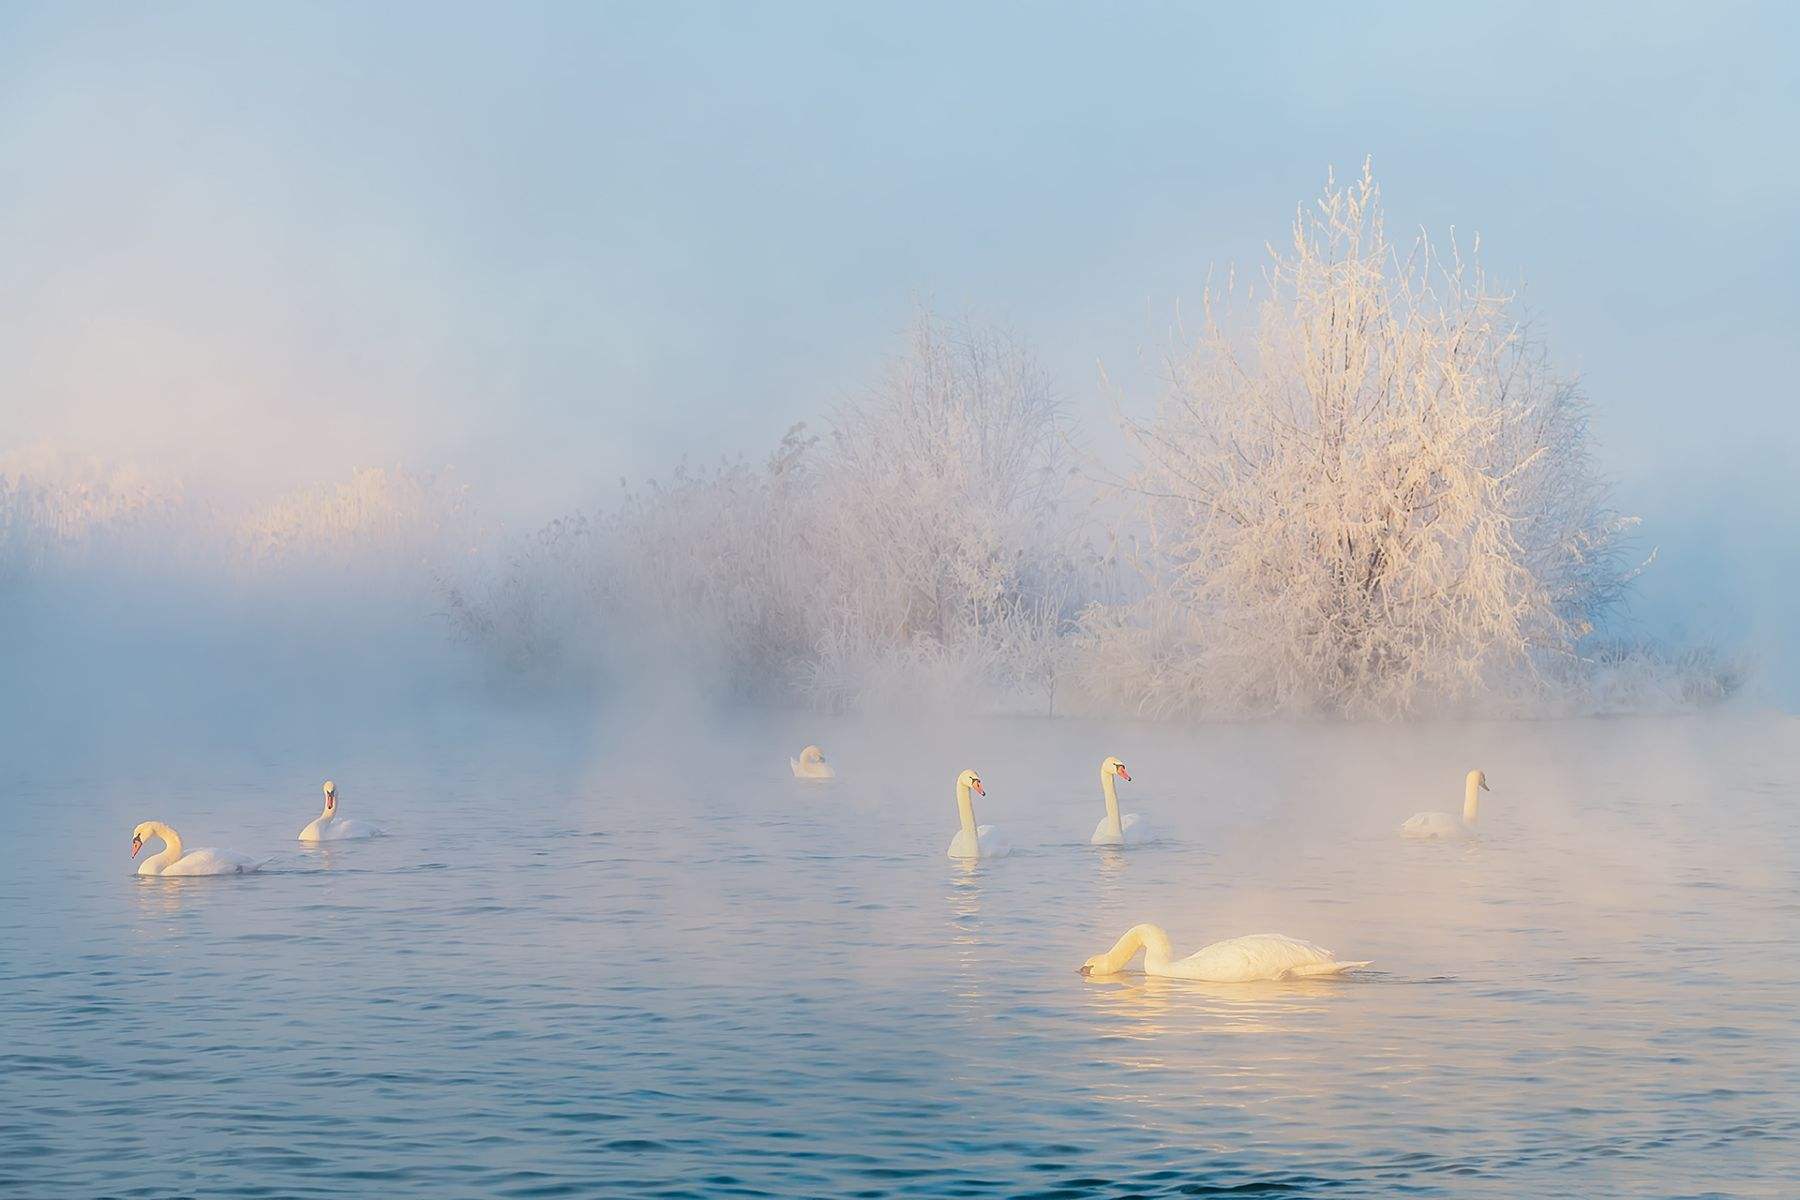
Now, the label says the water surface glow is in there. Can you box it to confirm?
[4,711,1796,1197]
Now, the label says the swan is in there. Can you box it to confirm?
[1080,924,1369,982]
[1090,755,1153,845]
[298,780,382,842]
[946,769,1009,859]
[130,821,264,877]
[790,745,836,780]
[1400,770,1490,839]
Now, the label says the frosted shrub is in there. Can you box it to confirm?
[1556,639,1743,715]
[441,428,819,697]
[437,513,607,683]
[596,430,818,695]
[1080,164,1643,718]
[0,452,191,585]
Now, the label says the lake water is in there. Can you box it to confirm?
[3,706,1796,1197]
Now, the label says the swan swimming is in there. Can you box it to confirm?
[790,745,836,780]
[299,780,383,842]
[946,769,1009,859]
[1400,770,1490,839]
[1090,755,1153,845]
[1080,924,1369,982]
[130,821,264,877]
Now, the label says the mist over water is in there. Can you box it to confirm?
[5,709,1797,1197]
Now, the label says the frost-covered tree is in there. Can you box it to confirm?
[804,312,1087,707]
[1080,164,1641,718]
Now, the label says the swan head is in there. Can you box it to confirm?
[1079,946,1128,976]
[1103,755,1131,782]
[129,820,157,858]
[799,746,825,765]
[958,769,985,797]
[1468,769,1489,792]
[323,779,337,811]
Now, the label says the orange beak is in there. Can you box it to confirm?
[1117,766,1131,782]
[973,780,985,796]
[130,836,143,858]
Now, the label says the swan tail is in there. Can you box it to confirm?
[1280,959,1371,979]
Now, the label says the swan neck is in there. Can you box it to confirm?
[1095,923,1172,974]
[144,822,182,872]
[1135,924,1174,972]
[955,783,978,837]
[1100,772,1122,836]
[1463,778,1480,824]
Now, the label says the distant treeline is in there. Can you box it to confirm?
[1,167,1739,719]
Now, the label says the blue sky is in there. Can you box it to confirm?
[2,2,1796,684]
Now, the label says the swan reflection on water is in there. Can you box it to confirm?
[1080,970,1349,1037]
[943,858,990,1007]
[129,872,198,919]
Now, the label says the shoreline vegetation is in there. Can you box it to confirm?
[1,167,1742,721]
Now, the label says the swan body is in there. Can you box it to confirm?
[1081,924,1368,982]
[299,780,382,842]
[946,769,1009,859]
[790,745,836,780]
[1400,770,1490,839]
[1090,755,1154,846]
[131,821,263,877]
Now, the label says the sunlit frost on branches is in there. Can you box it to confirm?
[1077,163,1648,718]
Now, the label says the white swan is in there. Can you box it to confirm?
[790,745,836,780]
[1080,924,1369,982]
[1400,770,1490,839]
[131,821,264,877]
[946,769,1009,859]
[298,780,382,842]
[1090,755,1153,845]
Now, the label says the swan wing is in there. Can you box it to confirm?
[1172,934,1342,982]
[325,819,380,840]
[162,848,265,876]
[1093,813,1154,846]
[975,824,1010,859]
[1400,811,1460,838]
[1119,813,1155,844]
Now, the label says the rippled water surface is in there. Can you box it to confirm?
[4,709,1797,1197]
